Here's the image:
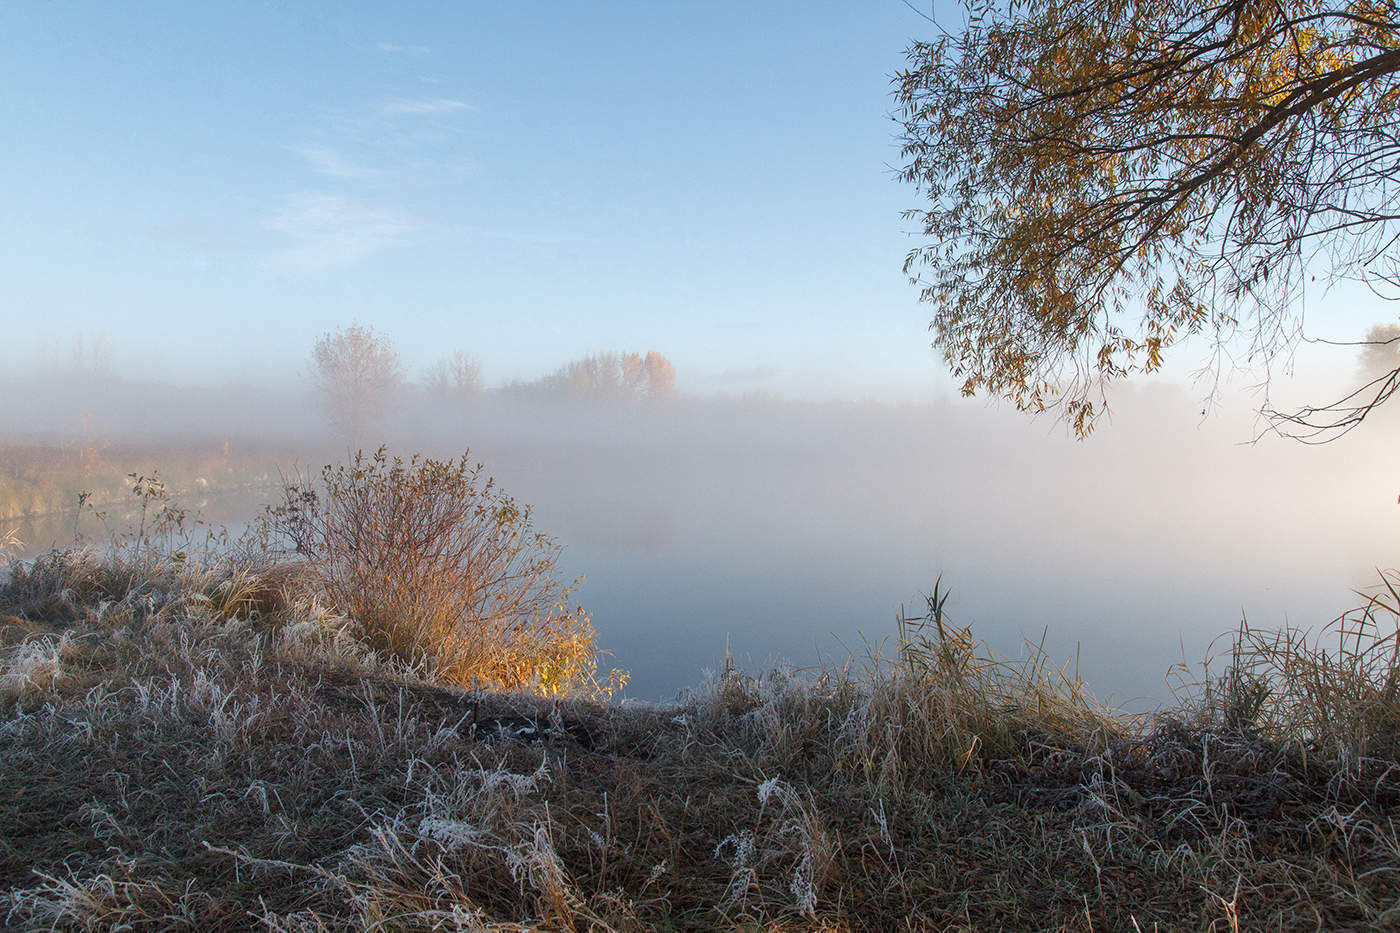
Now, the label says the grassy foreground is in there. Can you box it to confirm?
[2,542,1400,931]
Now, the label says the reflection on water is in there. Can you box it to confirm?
[6,389,1396,710]
[10,483,279,557]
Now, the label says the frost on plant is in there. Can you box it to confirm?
[756,775,786,808]
[417,818,485,852]
[0,634,71,697]
[713,830,758,908]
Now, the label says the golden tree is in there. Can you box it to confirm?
[513,350,677,402]
[895,1,1400,438]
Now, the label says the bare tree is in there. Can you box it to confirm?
[425,350,484,402]
[310,324,404,446]
[895,1,1400,438]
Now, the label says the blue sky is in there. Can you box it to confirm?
[2,1,1388,403]
[2,1,961,398]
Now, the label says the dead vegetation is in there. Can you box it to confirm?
[1,472,1399,930]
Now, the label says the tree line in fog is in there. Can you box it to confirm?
[311,324,677,445]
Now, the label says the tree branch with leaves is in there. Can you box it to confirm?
[895,0,1400,437]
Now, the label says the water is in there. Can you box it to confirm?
[8,387,1395,710]
[468,392,1397,708]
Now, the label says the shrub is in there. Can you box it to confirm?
[268,448,620,696]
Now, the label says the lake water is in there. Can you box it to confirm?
[460,391,1398,709]
[9,388,1396,711]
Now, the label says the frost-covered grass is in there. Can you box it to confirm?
[3,541,1400,930]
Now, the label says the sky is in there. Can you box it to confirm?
[1,1,959,399]
[2,1,1391,406]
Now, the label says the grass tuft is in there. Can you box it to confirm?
[1186,569,1400,763]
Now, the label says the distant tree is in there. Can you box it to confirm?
[310,324,404,445]
[63,334,113,379]
[425,350,484,401]
[1332,322,1400,430]
[511,351,676,402]
[640,350,677,399]
[1359,323,1400,383]
[895,1,1400,439]
[555,353,623,400]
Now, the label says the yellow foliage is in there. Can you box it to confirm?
[897,1,1400,434]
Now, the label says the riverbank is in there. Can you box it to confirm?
[2,543,1397,930]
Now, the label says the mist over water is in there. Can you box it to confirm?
[467,390,1396,708]
[4,369,1395,709]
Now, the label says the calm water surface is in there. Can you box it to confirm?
[10,391,1395,710]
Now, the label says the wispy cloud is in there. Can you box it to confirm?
[285,96,473,191]
[149,220,251,253]
[377,42,430,55]
[381,97,472,116]
[289,144,379,179]
[263,193,413,273]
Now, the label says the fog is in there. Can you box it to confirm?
[4,365,1396,709]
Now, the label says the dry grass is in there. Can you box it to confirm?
[1,462,1398,930]
[1184,571,1400,765]
[2,540,1399,931]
